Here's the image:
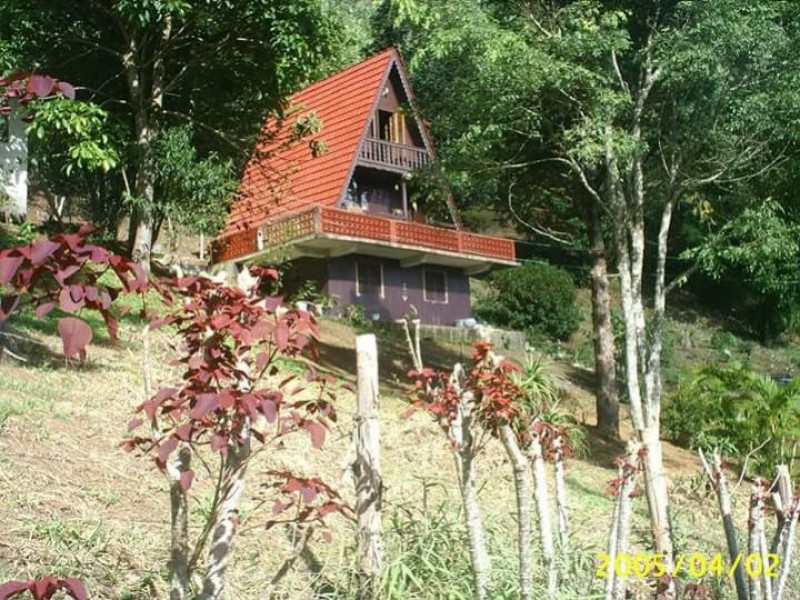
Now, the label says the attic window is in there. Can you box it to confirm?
[377,110,406,144]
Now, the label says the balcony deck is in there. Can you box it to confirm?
[213,206,516,269]
[358,138,430,173]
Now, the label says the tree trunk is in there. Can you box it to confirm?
[167,446,192,600]
[552,434,569,548]
[699,449,747,600]
[499,425,532,600]
[748,479,765,600]
[530,433,557,596]
[451,364,492,600]
[584,200,619,438]
[611,444,638,600]
[200,421,251,600]
[0,100,29,221]
[122,14,172,272]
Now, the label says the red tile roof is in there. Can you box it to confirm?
[221,48,396,238]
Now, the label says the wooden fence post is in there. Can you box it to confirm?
[355,333,382,599]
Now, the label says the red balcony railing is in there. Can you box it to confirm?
[213,206,516,264]
[358,138,430,172]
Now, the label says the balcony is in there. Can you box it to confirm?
[213,206,516,269]
[358,138,431,173]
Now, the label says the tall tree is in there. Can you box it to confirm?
[377,0,800,565]
[372,0,623,438]
[0,0,342,269]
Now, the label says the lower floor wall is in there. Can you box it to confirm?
[281,254,472,325]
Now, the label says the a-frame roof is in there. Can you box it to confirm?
[221,47,439,238]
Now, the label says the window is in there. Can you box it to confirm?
[423,269,448,303]
[356,261,383,297]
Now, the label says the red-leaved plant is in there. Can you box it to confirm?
[0,72,75,115]
[124,268,347,600]
[0,576,86,600]
[407,340,575,600]
[0,226,147,360]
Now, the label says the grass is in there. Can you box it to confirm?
[0,290,799,598]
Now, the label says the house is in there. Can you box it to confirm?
[213,48,516,325]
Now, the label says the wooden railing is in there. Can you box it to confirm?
[213,206,516,263]
[358,138,430,172]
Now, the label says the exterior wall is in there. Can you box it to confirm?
[325,254,471,325]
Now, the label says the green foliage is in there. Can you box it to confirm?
[663,363,800,475]
[513,354,586,453]
[342,303,370,330]
[685,200,800,343]
[378,504,518,600]
[147,125,236,236]
[475,261,581,341]
[28,98,119,175]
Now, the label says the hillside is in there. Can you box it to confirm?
[0,298,782,599]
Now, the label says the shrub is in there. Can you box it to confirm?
[475,261,580,341]
[663,363,800,475]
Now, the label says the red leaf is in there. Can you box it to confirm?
[0,295,19,320]
[35,301,55,318]
[61,578,87,600]
[55,264,80,285]
[180,470,194,491]
[0,581,30,600]
[57,317,93,359]
[263,296,284,312]
[211,434,228,452]
[306,421,325,449]
[175,423,192,441]
[59,286,83,312]
[0,254,23,284]
[29,239,59,265]
[300,485,317,503]
[157,436,179,467]
[57,81,76,100]
[127,418,143,431]
[26,74,55,98]
[274,321,289,350]
[261,397,277,423]
[189,393,219,418]
[272,500,287,514]
[210,314,231,329]
[322,530,332,543]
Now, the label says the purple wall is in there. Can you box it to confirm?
[289,254,471,325]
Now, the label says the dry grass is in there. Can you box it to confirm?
[0,315,791,599]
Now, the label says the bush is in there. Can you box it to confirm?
[475,261,581,341]
[663,363,800,475]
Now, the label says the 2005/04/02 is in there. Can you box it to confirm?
[596,552,780,579]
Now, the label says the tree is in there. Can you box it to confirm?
[379,0,800,566]
[372,0,623,439]
[0,0,344,268]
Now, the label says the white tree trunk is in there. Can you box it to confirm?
[699,449,747,600]
[199,421,251,600]
[552,434,569,549]
[530,433,557,596]
[748,479,765,600]
[610,443,639,600]
[168,446,192,600]
[450,364,492,600]
[499,424,533,600]
[0,100,29,221]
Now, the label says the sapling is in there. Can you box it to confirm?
[125,269,348,599]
